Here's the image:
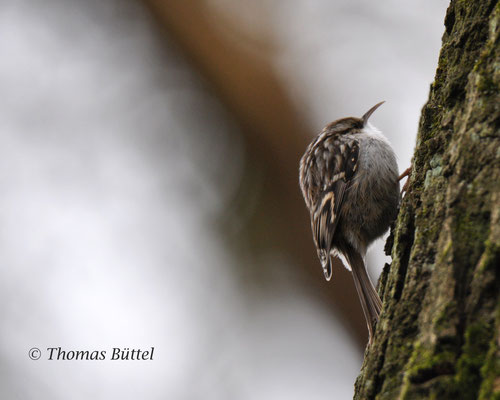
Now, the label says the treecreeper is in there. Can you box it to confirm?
[299,102,400,344]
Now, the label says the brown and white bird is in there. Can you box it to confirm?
[299,101,400,344]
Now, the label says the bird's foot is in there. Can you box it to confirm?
[398,166,412,195]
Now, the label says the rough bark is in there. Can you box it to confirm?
[354,1,500,399]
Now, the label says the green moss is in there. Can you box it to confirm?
[400,322,497,399]
[453,194,490,263]
[478,238,500,273]
[478,306,500,399]
[438,239,453,262]
[398,342,456,399]
[409,351,456,383]
[478,338,500,399]
[456,322,493,399]
[477,73,498,95]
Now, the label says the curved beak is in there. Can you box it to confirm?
[361,101,385,126]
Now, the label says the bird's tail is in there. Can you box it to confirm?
[318,249,333,281]
[346,248,383,345]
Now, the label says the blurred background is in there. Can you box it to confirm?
[0,0,448,398]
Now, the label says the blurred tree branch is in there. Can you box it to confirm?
[140,0,369,345]
[355,1,500,398]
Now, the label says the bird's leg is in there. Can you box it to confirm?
[398,166,411,180]
[398,166,412,194]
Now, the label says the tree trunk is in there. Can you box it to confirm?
[354,1,500,399]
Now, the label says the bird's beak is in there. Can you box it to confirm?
[362,101,385,126]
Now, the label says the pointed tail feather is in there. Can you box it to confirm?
[346,249,382,345]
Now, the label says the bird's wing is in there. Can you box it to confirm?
[311,139,359,280]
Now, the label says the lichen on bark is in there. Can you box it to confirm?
[354,1,500,399]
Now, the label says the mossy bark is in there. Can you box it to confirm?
[354,1,500,399]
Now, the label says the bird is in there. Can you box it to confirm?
[299,101,400,344]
